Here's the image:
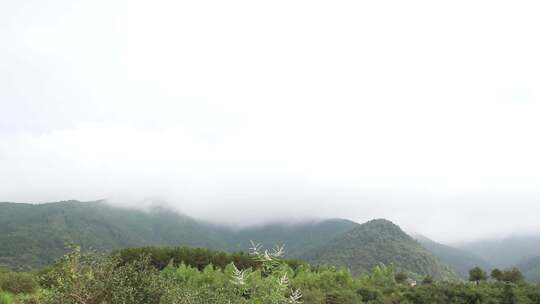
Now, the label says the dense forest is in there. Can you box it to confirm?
[0,201,354,271]
[3,201,540,303]
[0,201,451,280]
[4,200,540,283]
[1,244,539,304]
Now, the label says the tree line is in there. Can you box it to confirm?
[1,244,540,303]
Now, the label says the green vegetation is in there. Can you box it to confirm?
[221,219,358,258]
[0,293,13,304]
[0,201,221,270]
[0,201,456,279]
[6,199,540,304]
[490,268,525,283]
[469,266,487,284]
[4,245,540,303]
[0,201,355,271]
[416,234,492,279]
[304,219,456,279]
[0,272,37,294]
[115,246,305,272]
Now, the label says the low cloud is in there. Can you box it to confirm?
[2,0,540,243]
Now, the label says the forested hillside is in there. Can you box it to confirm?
[220,219,358,258]
[0,201,355,271]
[415,235,492,279]
[0,201,221,270]
[303,219,457,279]
[1,200,471,280]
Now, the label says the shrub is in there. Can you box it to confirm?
[0,272,37,294]
[39,245,163,304]
[15,293,41,304]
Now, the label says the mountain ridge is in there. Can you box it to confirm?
[1,200,454,279]
[303,219,457,279]
[0,200,355,270]
[415,234,492,279]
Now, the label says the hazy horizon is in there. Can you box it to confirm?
[2,0,540,243]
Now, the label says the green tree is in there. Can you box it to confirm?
[501,283,517,304]
[421,275,433,285]
[39,245,162,304]
[491,268,503,281]
[502,268,524,283]
[395,272,408,284]
[469,267,487,284]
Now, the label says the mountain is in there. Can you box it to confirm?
[0,200,221,270]
[457,235,540,269]
[415,235,492,279]
[220,219,358,258]
[304,219,457,279]
[0,200,460,280]
[0,200,356,271]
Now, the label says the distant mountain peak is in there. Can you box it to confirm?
[304,218,456,279]
[362,218,403,229]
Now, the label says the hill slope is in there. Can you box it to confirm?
[0,200,356,270]
[304,219,456,279]
[0,200,221,270]
[415,235,492,279]
[516,256,540,283]
[457,235,540,269]
[221,219,358,258]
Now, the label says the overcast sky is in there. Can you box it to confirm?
[2,0,540,243]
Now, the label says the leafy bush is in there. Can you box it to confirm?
[0,272,37,294]
[36,245,162,304]
[35,243,304,304]
[19,243,540,304]
[159,242,303,304]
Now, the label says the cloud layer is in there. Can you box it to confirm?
[2,0,540,242]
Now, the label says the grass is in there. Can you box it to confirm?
[0,292,13,304]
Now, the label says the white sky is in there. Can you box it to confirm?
[2,0,540,242]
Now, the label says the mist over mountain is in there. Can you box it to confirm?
[2,0,540,302]
[456,235,540,269]
[0,200,356,270]
[1,200,456,280]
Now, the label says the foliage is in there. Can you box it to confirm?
[0,272,37,294]
[469,266,487,283]
[491,268,524,283]
[5,245,540,304]
[37,245,162,304]
[395,271,408,284]
[116,246,261,271]
[492,268,504,281]
[421,275,434,285]
[0,292,13,304]
[153,242,305,304]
